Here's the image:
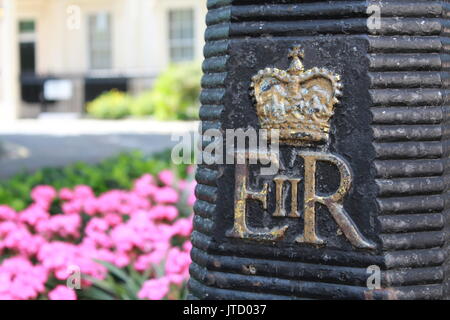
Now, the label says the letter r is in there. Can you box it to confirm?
[296,151,375,249]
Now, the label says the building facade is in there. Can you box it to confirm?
[0,0,207,119]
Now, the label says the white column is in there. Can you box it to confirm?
[0,0,19,121]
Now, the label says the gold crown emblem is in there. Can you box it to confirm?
[251,46,343,146]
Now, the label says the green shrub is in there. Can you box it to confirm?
[87,90,132,119]
[150,62,201,121]
[129,90,155,117]
[0,150,189,211]
[86,63,201,121]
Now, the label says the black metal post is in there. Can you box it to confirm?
[189,0,450,300]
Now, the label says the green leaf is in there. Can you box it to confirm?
[82,275,115,294]
[92,260,130,283]
[82,286,116,300]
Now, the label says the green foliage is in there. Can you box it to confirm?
[0,150,188,211]
[149,62,202,121]
[80,261,187,300]
[87,90,132,119]
[86,62,201,121]
[81,260,147,300]
[130,90,155,117]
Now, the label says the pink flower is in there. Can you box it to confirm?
[0,206,16,221]
[149,205,178,221]
[167,273,187,286]
[104,213,123,227]
[20,205,49,227]
[133,174,158,198]
[23,234,47,256]
[0,257,48,300]
[0,222,46,256]
[73,185,94,199]
[138,277,170,300]
[38,242,78,279]
[95,190,124,214]
[37,214,81,239]
[62,199,83,215]
[187,166,195,175]
[48,286,77,300]
[38,241,107,281]
[159,170,175,186]
[31,185,56,204]
[83,198,98,216]
[0,168,195,300]
[59,188,74,201]
[134,247,168,272]
[183,241,192,252]
[110,224,137,252]
[178,180,188,190]
[165,247,191,284]
[85,218,112,248]
[171,217,193,237]
[113,252,130,268]
[153,187,179,204]
[188,194,196,207]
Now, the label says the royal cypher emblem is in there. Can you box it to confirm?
[227,46,375,250]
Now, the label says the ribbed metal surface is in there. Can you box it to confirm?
[189,0,450,300]
[368,0,449,299]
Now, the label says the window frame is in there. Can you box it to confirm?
[167,8,196,63]
[87,12,113,71]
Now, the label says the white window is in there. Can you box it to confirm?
[88,13,112,70]
[168,9,195,62]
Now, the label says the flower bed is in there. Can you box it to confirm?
[0,167,195,300]
[0,151,188,212]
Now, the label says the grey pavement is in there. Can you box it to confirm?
[0,119,198,179]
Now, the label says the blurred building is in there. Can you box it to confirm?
[0,0,207,119]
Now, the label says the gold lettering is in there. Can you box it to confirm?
[228,150,374,249]
[272,176,301,218]
[288,178,301,218]
[295,152,375,249]
[227,150,288,241]
[273,176,287,217]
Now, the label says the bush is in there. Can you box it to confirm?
[87,90,132,119]
[0,167,195,300]
[129,90,155,117]
[86,63,201,121]
[0,150,190,211]
[149,62,201,121]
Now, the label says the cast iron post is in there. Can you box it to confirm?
[189,0,450,300]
